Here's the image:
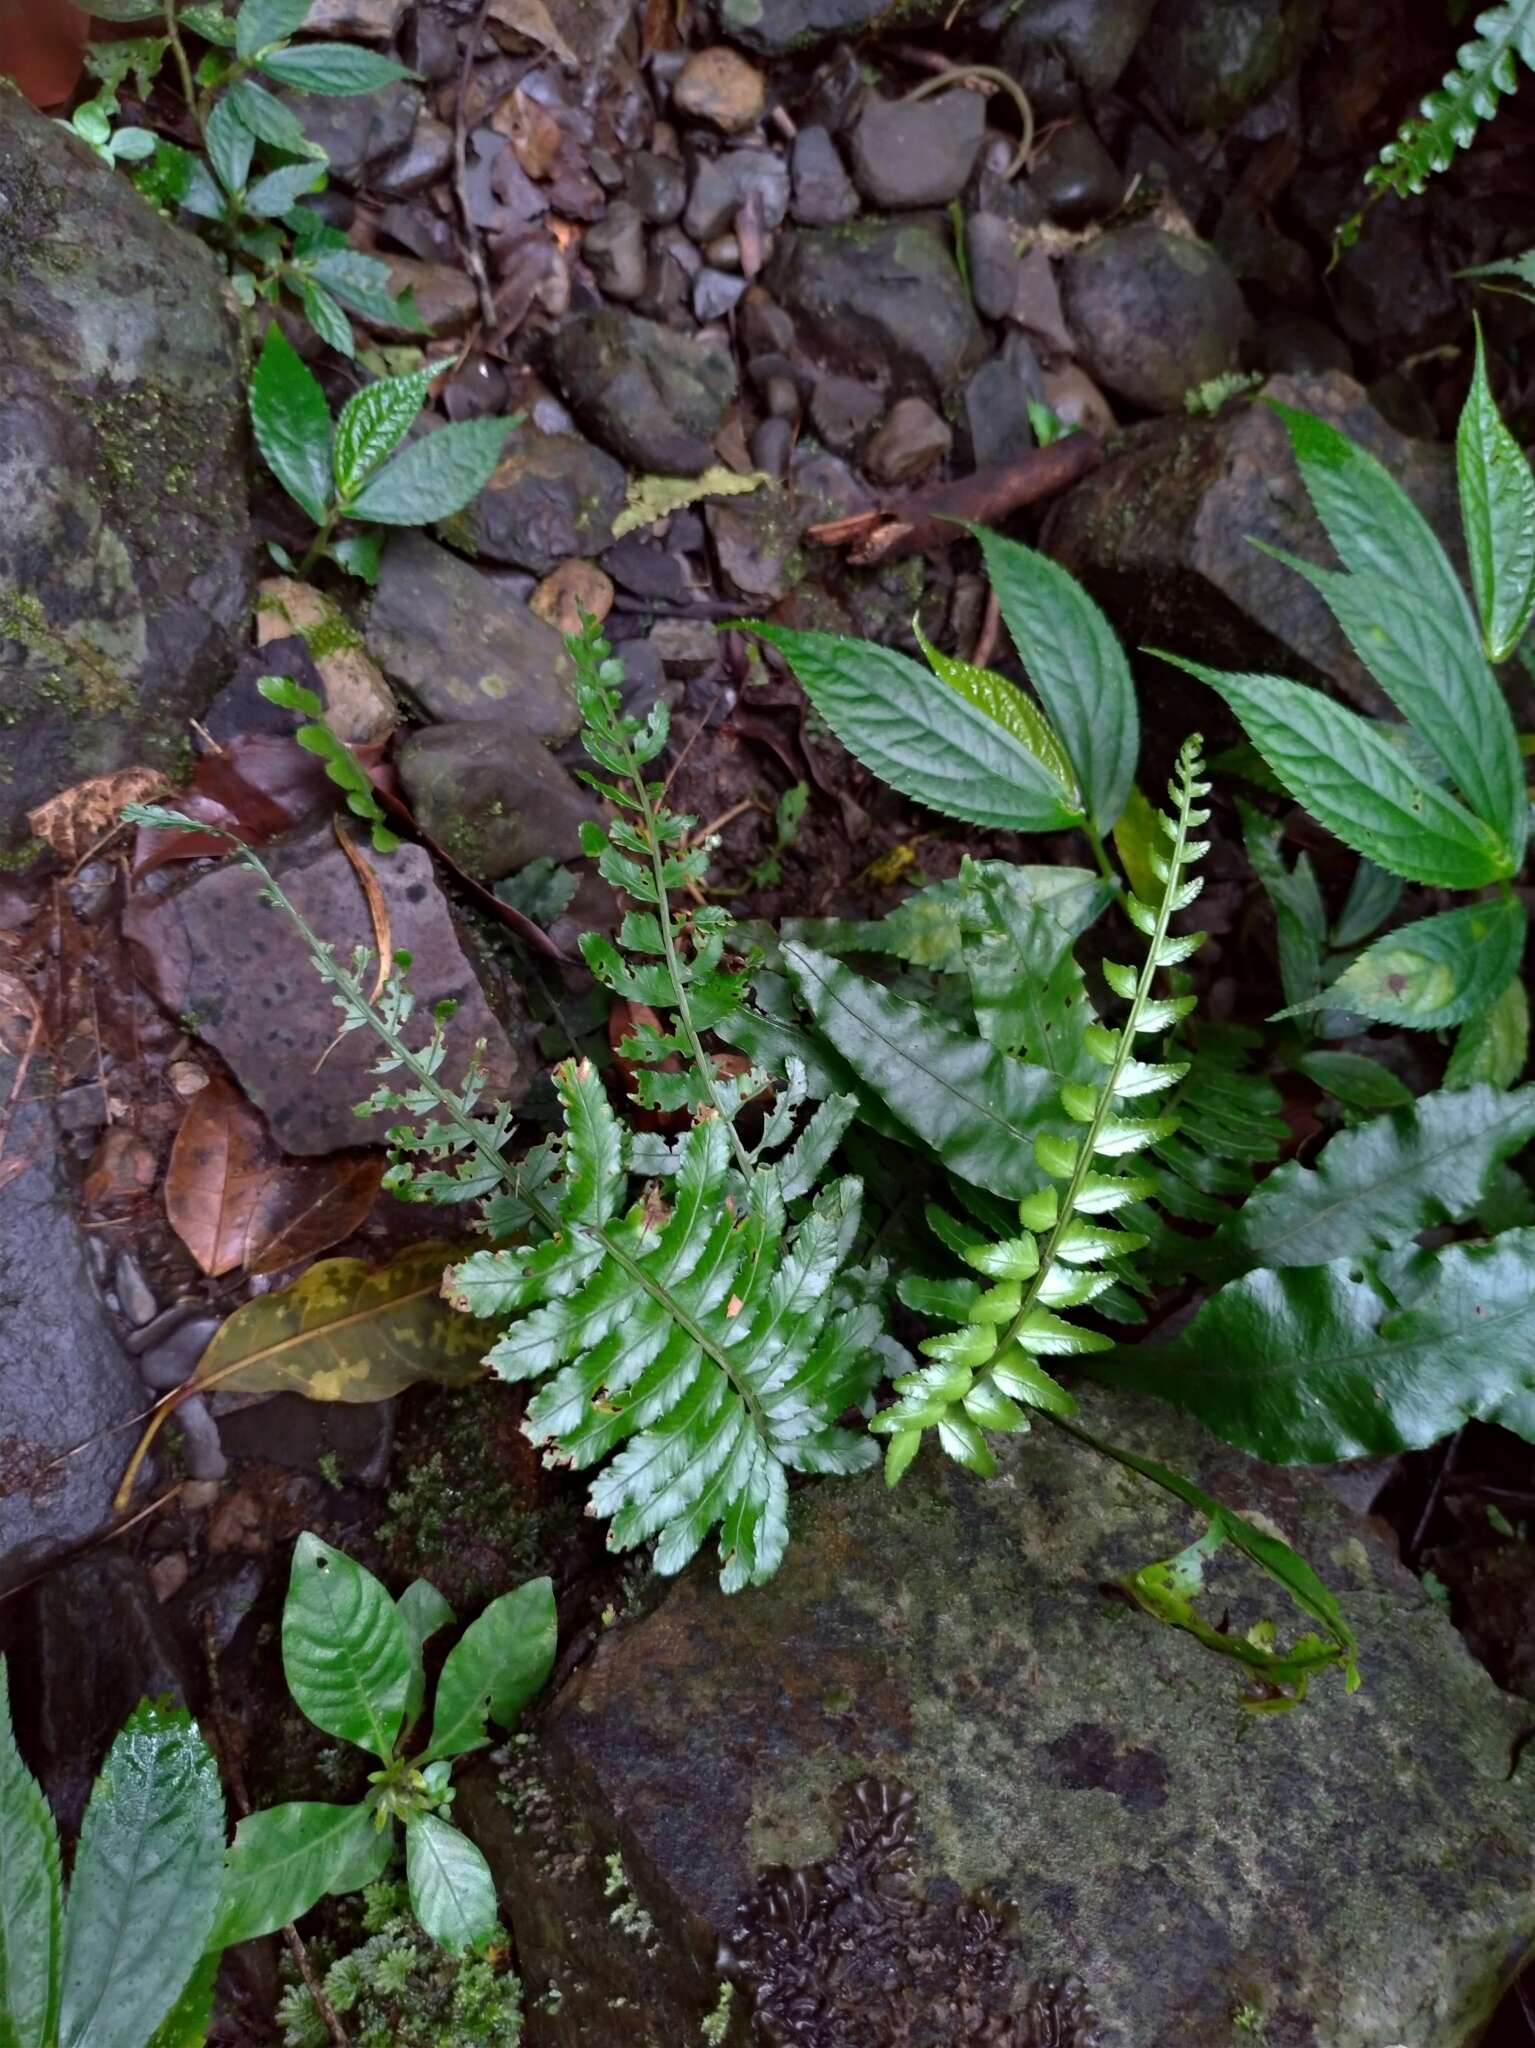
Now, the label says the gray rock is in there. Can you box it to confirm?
[808,372,884,451]
[1042,370,1461,723]
[682,148,791,243]
[848,91,987,210]
[1138,0,1323,130]
[0,96,252,843]
[395,721,599,883]
[370,113,455,198]
[705,490,799,601]
[1025,120,1125,226]
[549,310,738,476]
[1258,313,1354,377]
[303,0,407,34]
[863,395,952,483]
[625,150,688,225]
[582,201,648,303]
[278,81,422,188]
[964,353,1038,469]
[376,256,478,335]
[1001,0,1159,95]
[648,618,722,678]
[139,1315,221,1393]
[709,0,947,53]
[113,1251,157,1328]
[693,267,747,321]
[215,1393,395,1487]
[367,532,579,733]
[459,1390,1535,2046]
[672,46,767,134]
[789,125,859,226]
[0,1069,151,1591]
[966,211,1024,321]
[1061,223,1251,413]
[172,1395,227,1482]
[450,429,627,580]
[768,216,987,401]
[123,825,525,1155]
[600,536,693,603]
[750,415,794,478]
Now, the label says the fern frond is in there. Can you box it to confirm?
[1367,1,1535,200]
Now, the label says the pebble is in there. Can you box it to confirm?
[148,1553,190,1603]
[175,1396,228,1483]
[704,232,742,271]
[750,416,794,478]
[762,373,801,422]
[530,559,615,636]
[966,212,1024,323]
[789,125,859,226]
[124,1300,203,1357]
[673,47,767,135]
[583,201,648,302]
[848,90,987,209]
[371,113,455,198]
[683,149,790,243]
[650,618,722,677]
[113,1252,158,1329]
[1040,361,1117,437]
[694,267,747,321]
[809,372,884,451]
[626,149,687,225]
[1060,224,1251,414]
[864,396,953,484]
[1025,121,1125,227]
[138,1314,221,1392]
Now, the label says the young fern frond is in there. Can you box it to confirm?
[1364,1,1535,205]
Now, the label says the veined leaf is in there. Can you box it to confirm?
[1447,973,1530,1088]
[333,366,435,504]
[742,624,1083,834]
[782,941,1059,1197]
[426,1578,556,1762]
[250,325,332,526]
[963,875,1100,1082]
[347,418,511,524]
[971,526,1139,834]
[205,93,253,198]
[405,1817,497,1956]
[1296,895,1524,1031]
[1201,1081,1535,1277]
[283,1533,412,1759]
[1096,1229,1535,1463]
[143,1946,218,2048]
[0,1657,61,2048]
[58,1705,223,2048]
[1294,1048,1414,1112]
[1161,654,1512,887]
[255,41,416,91]
[235,0,314,58]
[1237,800,1326,1012]
[217,1799,391,1947]
[912,621,1079,807]
[1459,320,1535,662]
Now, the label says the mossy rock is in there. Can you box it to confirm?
[0,90,253,841]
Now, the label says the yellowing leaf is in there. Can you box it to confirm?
[612,466,770,539]
[1111,782,1161,904]
[913,622,1079,805]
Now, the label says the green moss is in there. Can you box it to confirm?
[0,590,134,719]
[303,612,365,660]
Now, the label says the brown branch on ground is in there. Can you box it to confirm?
[805,434,1101,564]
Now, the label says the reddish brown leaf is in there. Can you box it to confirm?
[164,1077,282,1276]
[132,736,335,875]
[244,1152,387,1276]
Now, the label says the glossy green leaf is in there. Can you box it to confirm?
[282,1532,412,1759]
[0,1657,61,2048]
[236,0,313,57]
[1300,895,1524,1031]
[245,159,328,217]
[249,325,332,526]
[205,93,253,196]
[1294,1049,1414,1112]
[58,1703,224,2048]
[1459,321,1535,663]
[404,1816,498,1956]
[1330,858,1404,948]
[1097,1229,1535,1463]
[397,1579,455,1732]
[1111,782,1162,904]
[225,78,327,158]
[1201,1081,1535,1277]
[333,365,435,502]
[742,625,1083,833]
[426,1578,556,1762]
[783,942,1057,1198]
[972,525,1139,834]
[912,622,1078,805]
[347,417,510,525]
[143,1944,218,2048]
[1161,653,1511,887]
[963,874,1100,1082]
[1447,973,1530,1088]
[216,1799,391,1946]
[256,40,415,91]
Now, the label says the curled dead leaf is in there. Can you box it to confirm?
[29,767,168,864]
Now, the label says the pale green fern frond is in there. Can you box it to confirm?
[1368,1,1535,201]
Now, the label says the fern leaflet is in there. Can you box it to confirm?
[1368,1,1535,200]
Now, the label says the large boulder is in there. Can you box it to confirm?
[708,0,947,53]
[458,1391,1535,2046]
[0,91,253,844]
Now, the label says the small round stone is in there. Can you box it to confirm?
[531,559,615,636]
[673,47,767,136]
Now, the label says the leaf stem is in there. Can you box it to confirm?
[298,505,341,579]
[1083,819,1118,889]
[162,0,203,143]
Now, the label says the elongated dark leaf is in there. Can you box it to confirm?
[783,942,1056,1197]
[255,41,415,91]
[1294,1049,1413,1112]
[1459,321,1535,662]
[972,525,1139,834]
[912,623,1079,808]
[282,1533,411,1759]
[1161,653,1512,887]
[0,1658,60,2048]
[245,159,328,217]
[205,93,253,198]
[1201,1081,1535,1277]
[404,1817,498,1956]
[347,418,510,524]
[426,1578,556,1761]
[226,77,326,159]
[1096,1229,1535,1463]
[742,625,1083,834]
[250,325,332,526]
[217,1799,391,1947]
[58,1705,223,2048]
[1299,894,1524,1031]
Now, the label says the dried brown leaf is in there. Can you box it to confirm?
[164,1077,281,1276]
[28,767,168,864]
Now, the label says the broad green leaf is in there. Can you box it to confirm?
[74,0,161,17]
[216,1799,391,1946]
[205,93,253,197]
[256,41,415,91]
[282,1533,412,1759]
[0,1657,61,2048]
[1201,1080,1535,1276]
[309,246,422,327]
[347,417,511,524]
[782,942,1057,1198]
[1447,974,1530,1088]
[1261,545,1526,867]
[1458,321,1535,663]
[1097,1229,1535,1463]
[333,366,435,503]
[180,2,238,40]
[912,622,1078,807]
[1160,654,1512,887]
[742,625,1083,834]
[1294,1049,1413,1112]
[1330,858,1404,948]
[972,526,1139,834]
[963,876,1100,1082]
[426,1578,556,1761]
[236,0,313,58]
[245,159,328,217]
[143,1944,218,2048]
[225,77,327,159]
[58,1704,223,2048]
[249,325,332,526]
[404,1816,498,1956]
[398,1579,455,1731]
[1300,895,1524,1031]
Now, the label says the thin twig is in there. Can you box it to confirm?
[453,0,499,333]
[969,586,1001,669]
[1407,1428,1461,1566]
